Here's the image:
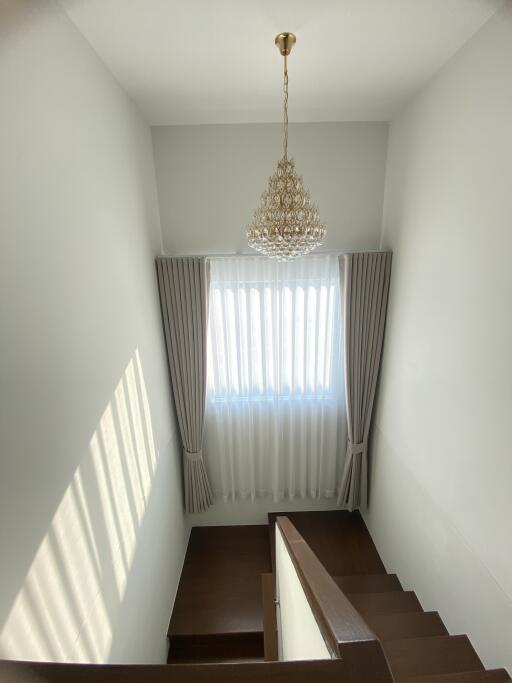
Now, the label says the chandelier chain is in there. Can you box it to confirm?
[283,54,288,160]
[246,32,326,260]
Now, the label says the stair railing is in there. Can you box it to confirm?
[275,515,393,682]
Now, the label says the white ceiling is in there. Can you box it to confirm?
[59,0,503,125]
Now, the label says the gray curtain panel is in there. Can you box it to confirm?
[338,252,392,511]
[156,257,214,513]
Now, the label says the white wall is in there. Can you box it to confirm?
[190,497,347,527]
[0,1,188,664]
[275,525,330,661]
[152,122,388,256]
[152,120,387,524]
[365,4,512,673]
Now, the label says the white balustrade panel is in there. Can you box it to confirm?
[275,524,331,661]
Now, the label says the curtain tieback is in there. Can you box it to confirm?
[184,449,203,462]
[347,440,367,456]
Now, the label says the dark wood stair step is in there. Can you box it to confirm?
[333,573,402,593]
[384,635,484,680]
[347,590,423,616]
[169,656,266,664]
[169,525,271,644]
[168,632,264,663]
[365,611,448,641]
[402,670,511,682]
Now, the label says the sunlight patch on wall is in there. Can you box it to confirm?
[0,350,158,663]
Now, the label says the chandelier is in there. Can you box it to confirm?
[247,32,326,261]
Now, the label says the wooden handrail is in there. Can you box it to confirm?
[276,515,393,682]
[0,659,352,682]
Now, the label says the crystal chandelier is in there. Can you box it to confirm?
[247,32,326,261]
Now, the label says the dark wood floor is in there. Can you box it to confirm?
[167,510,384,662]
[169,525,271,641]
[268,509,386,576]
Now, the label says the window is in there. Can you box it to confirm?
[205,255,346,501]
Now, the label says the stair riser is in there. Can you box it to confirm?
[384,636,484,680]
[366,612,448,641]
[348,591,423,616]
[404,670,512,682]
[333,574,402,594]
[168,632,264,662]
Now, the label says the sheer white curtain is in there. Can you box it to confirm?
[205,254,346,501]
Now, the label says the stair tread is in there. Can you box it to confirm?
[347,590,423,615]
[333,573,402,593]
[169,525,271,637]
[401,670,511,682]
[365,611,448,641]
[384,635,484,680]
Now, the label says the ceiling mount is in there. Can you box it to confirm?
[275,32,296,56]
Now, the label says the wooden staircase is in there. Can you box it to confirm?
[271,511,510,682]
[167,511,510,682]
[4,511,509,683]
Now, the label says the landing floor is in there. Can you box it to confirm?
[268,510,386,576]
[169,524,271,637]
